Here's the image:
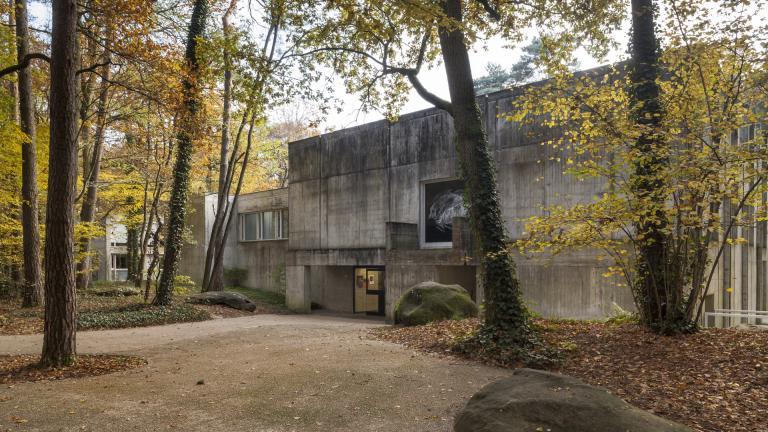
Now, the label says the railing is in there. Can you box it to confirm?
[703,309,768,327]
[110,269,129,281]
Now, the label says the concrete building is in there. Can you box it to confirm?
[177,87,768,325]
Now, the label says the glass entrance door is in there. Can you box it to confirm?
[354,267,385,315]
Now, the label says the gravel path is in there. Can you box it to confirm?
[0,314,507,431]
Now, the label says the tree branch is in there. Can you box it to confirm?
[475,0,501,20]
[406,73,453,114]
[0,52,50,78]
[387,32,454,114]
[77,59,117,75]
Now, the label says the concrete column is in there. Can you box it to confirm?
[286,265,311,313]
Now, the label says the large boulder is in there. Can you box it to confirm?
[394,281,478,326]
[454,368,691,432]
[187,291,257,312]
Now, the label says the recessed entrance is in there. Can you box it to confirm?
[353,267,385,315]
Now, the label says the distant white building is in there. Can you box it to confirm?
[92,215,161,283]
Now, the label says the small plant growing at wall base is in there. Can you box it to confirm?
[271,263,286,295]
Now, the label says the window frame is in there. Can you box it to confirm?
[239,208,289,242]
[420,177,463,249]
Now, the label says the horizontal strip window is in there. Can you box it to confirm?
[241,209,288,241]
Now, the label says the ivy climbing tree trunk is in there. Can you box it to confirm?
[629,0,687,333]
[435,0,539,360]
[15,0,43,307]
[41,0,79,367]
[154,0,210,305]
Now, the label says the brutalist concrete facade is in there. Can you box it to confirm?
[178,87,768,324]
[176,86,638,321]
[274,87,637,321]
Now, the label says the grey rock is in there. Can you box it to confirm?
[93,286,142,297]
[454,368,692,432]
[187,291,257,312]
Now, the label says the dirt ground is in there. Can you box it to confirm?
[0,314,508,432]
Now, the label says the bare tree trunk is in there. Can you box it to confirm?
[202,0,237,292]
[155,0,210,305]
[136,171,161,287]
[208,113,258,292]
[8,0,22,292]
[135,174,151,288]
[126,226,139,280]
[144,207,163,301]
[435,0,537,355]
[76,39,111,290]
[203,109,249,291]
[15,0,43,307]
[41,0,79,367]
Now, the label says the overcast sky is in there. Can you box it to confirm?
[26,1,629,132]
[322,35,629,132]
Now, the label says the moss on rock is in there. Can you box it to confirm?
[394,282,478,326]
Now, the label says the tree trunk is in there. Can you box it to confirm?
[144,215,163,301]
[202,0,236,293]
[203,109,250,291]
[76,41,110,290]
[136,172,161,287]
[78,6,95,189]
[41,0,79,367]
[629,0,684,333]
[154,0,210,305]
[126,226,139,281]
[8,0,18,122]
[15,0,43,307]
[205,0,237,292]
[208,113,258,293]
[436,0,537,354]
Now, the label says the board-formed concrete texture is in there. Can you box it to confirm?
[178,78,768,324]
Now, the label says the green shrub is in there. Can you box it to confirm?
[605,303,639,325]
[173,275,196,296]
[224,267,248,286]
[78,303,210,330]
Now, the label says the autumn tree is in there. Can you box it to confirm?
[514,0,768,333]
[76,17,112,291]
[200,0,327,293]
[627,0,681,332]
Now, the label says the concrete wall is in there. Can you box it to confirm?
[310,266,355,313]
[232,189,289,292]
[176,194,215,285]
[289,122,391,251]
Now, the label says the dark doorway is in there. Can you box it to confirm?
[354,267,385,315]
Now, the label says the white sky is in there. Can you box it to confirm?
[25,1,629,132]
[322,37,627,132]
